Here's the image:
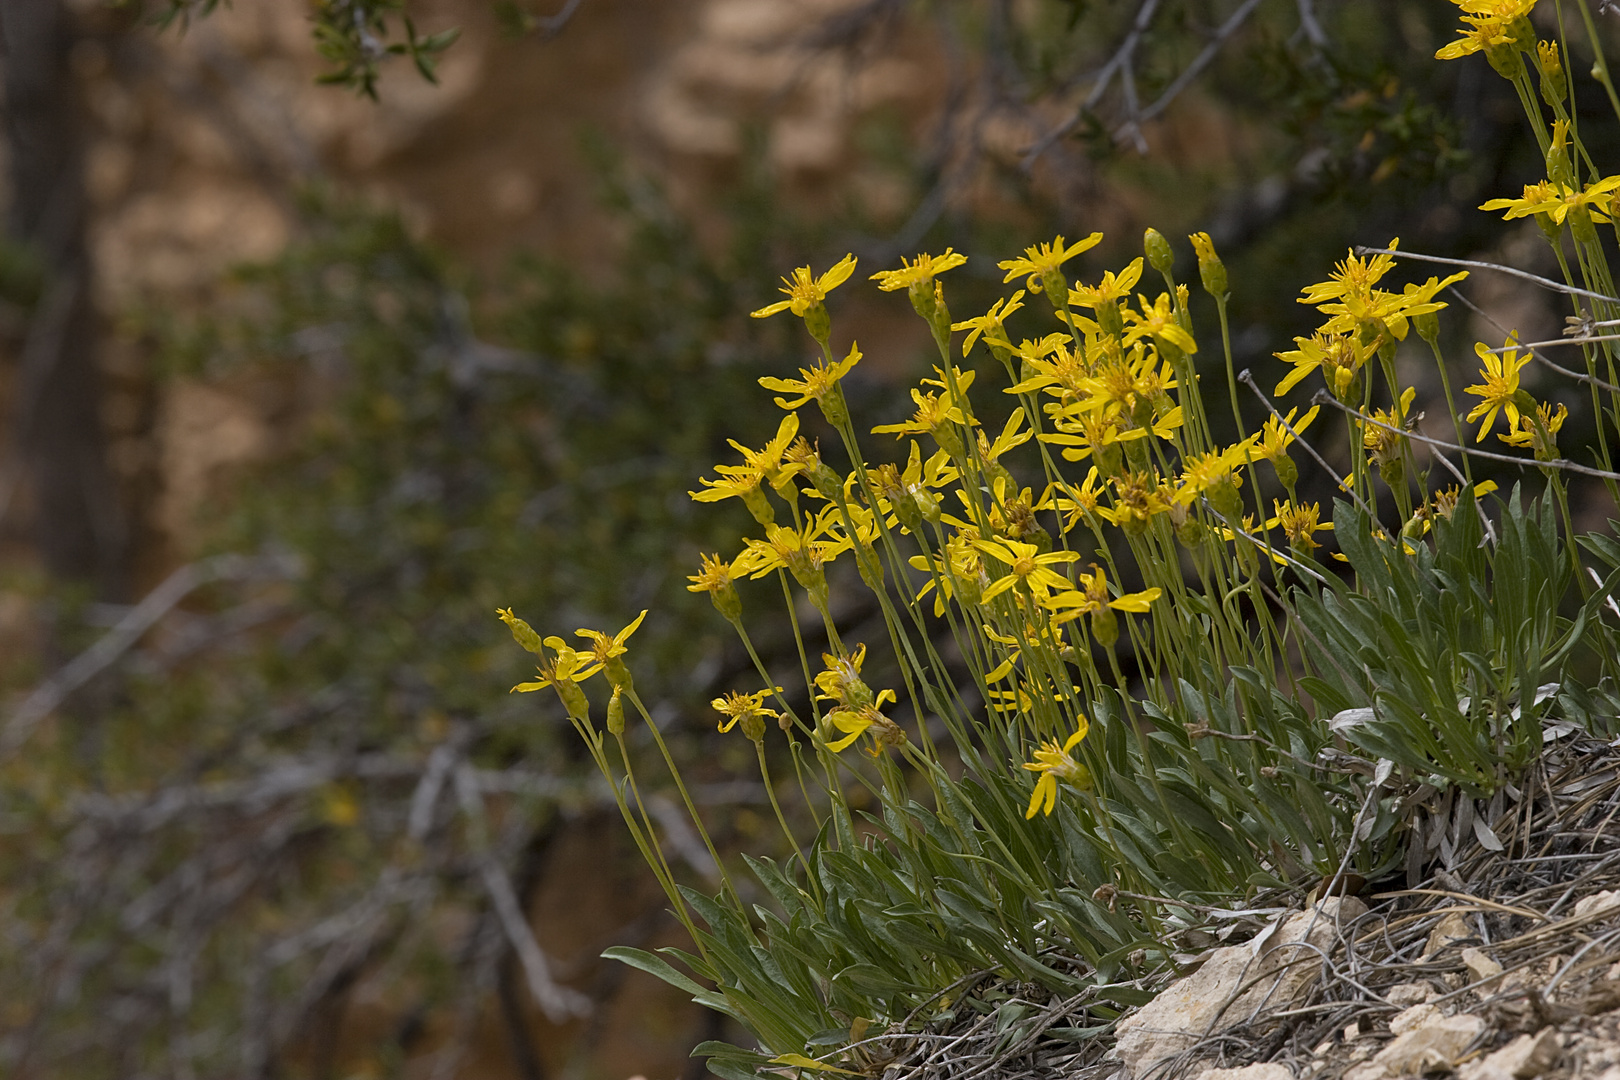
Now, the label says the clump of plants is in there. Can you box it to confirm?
[501,3,1620,1076]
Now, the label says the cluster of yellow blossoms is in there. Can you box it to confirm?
[677,228,1366,821]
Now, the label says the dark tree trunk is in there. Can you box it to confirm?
[2,0,126,600]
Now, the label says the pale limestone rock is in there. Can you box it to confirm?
[1368,1013,1484,1076]
[1115,898,1367,1077]
[1385,982,1434,1007]
[1422,911,1475,958]
[1458,1029,1560,1080]
[1575,891,1620,919]
[1462,946,1504,983]
[1194,1065,1295,1080]
[1389,1003,1440,1036]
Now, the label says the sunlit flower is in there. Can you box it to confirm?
[1067,258,1144,309]
[713,688,782,741]
[759,341,863,420]
[750,253,858,318]
[1481,176,1620,225]
[1022,718,1092,818]
[1463,336,1531,441]
[1435,0,1537,65]
[869,249,969,292]
[1269,500,1332,557]
[1499,400,1568,459]
[998,233,1103,294]
[953,291,1026,357]
[1122,292,1198,356]
[574,610,648,690]
[970,536,1083,603]
[1274,331,1370,399]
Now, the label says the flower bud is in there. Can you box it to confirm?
[606,687,626,735]
[1144,228,1175,277]
[914,487,942,524]
[498,608,544,654]
[1188,231,1227,298]
[1538,40,1567,105]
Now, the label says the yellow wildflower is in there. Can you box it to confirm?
[1463,336,1531,441]
[574,610,648,691]
[1041,468,1115,531]
[713,688,782,741]
[1043,564,1160,623]
[909,532,986,615]
[1067,259,1144,309]
[1269,499,1332,556]
[758,341,862,424]
[1174,439,1256,508]
[997,233,1103,295]
[869,249,968,292]
[1254,405,1318,488]
[1481,176,1620,225]
[1499,400,1568,459]
[1361,387,1416,473]
[970,536,1082,603]
[750,253,857,318]
[1274,331,1370,399]
[953,291,1026,358]
[1435,0,1536,67]
[1109,470,1172,535]
[1122,292,1198,356]
[1023,719,1092,818]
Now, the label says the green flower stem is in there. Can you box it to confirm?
[625,689,743,911]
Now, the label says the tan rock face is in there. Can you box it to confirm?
[1459,1029,1561,1080]
[1194,1064,1296,1080]
[1344,1014,1484,1080]
[1114,898,1368,1077]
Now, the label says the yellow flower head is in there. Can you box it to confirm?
[1274,331,1370,400]
[758,341,862,413]
[1022,718,1092,818]
[1362,387,1417,472]
[1435,0,1536,66]
[870,249,968,292]
[1269,499,1332,556]
[1122,292,1198,356]
[687,552,744,621]
[1499,400,1567,459]
[1463,336,1531,441]
[712,688,783,740]
[570,612,644,680]
[1110,469,1171,535]
[997,233,1103,294]
[953,291,1026,358]
[1068,258,1145,310]
[969,536,1082,603]
[1043,564,1160,623]
[751,254,857,319]
[1174,439,1255,507]
[1257,405,1319,463]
